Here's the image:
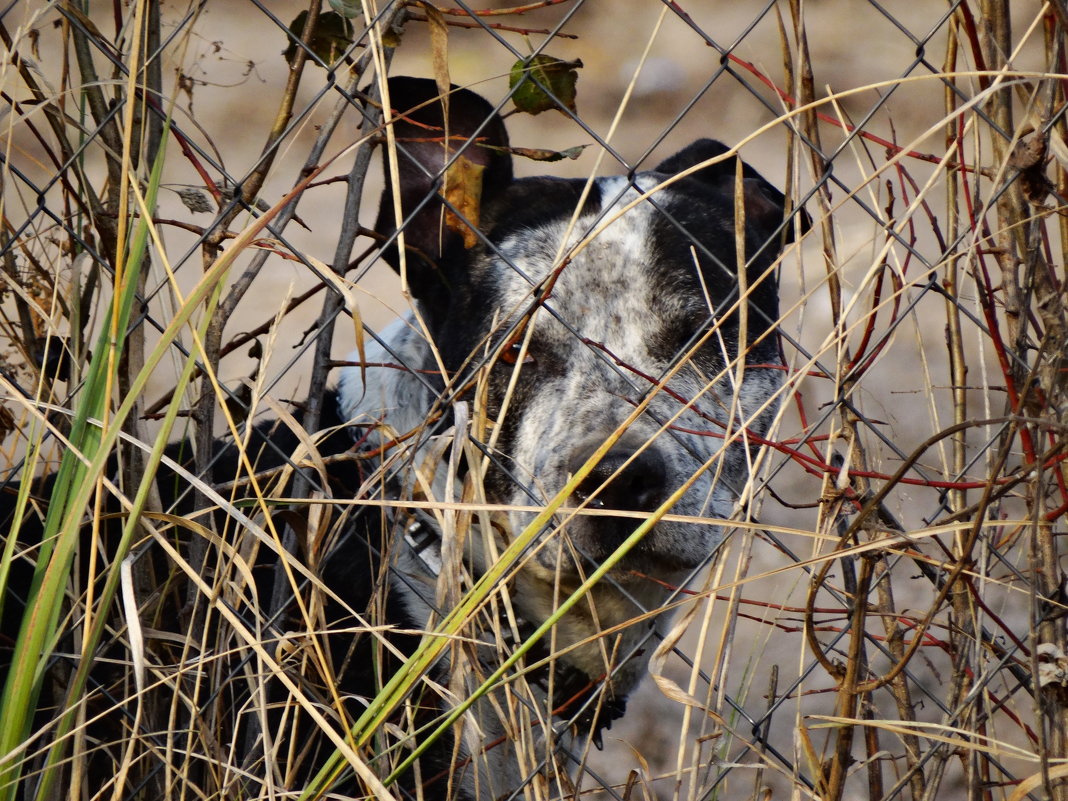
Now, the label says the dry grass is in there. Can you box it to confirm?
[1,1,1067,800]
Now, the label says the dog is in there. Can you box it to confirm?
[0,77,798,801]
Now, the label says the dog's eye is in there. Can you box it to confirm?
[500,341,535,366]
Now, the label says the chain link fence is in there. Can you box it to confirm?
[2,1,1067,800]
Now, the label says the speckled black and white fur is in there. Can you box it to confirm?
[330,78,800,800]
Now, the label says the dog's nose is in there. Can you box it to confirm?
[569,443,667,512]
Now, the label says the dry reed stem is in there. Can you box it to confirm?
[4,2,1068,800]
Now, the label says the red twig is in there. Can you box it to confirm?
[585,339,1061,491]
[722,51,980,172]
[434,0,571,16]
[406,12,578,38]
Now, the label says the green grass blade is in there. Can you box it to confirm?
[0,138,169,801]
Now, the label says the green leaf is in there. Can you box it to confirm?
[283,11,354,68]
[508,54,582,115]
[327,0,362,18]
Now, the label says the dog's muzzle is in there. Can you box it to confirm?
[568,437,668,513]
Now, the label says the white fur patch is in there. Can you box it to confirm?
[337,313,434,448]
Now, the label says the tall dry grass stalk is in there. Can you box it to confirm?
[1,2,1067,800]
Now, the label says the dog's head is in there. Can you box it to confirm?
[360,77,800,583]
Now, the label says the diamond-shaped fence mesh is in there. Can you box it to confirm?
[1,2,1066,800]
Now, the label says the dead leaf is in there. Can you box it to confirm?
[1009,133,1045,171]
[175,186,213,214]
[420,2,450,115]
[442,155,485,249]
[1009,132,1053,205]
[484,144,588,163]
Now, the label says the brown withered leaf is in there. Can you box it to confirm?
[176,186,214,214]
[443,155,485,249]
[484,144,588,163]
[420,2,450,110]
[1009,134,1045,170]
[1009,133,1054,205]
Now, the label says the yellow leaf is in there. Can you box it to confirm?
[442,155,485,249]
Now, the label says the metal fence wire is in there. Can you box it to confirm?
[2,1,1068,800]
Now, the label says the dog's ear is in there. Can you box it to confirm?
[374,77,513,302]
[655,139,809,247]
